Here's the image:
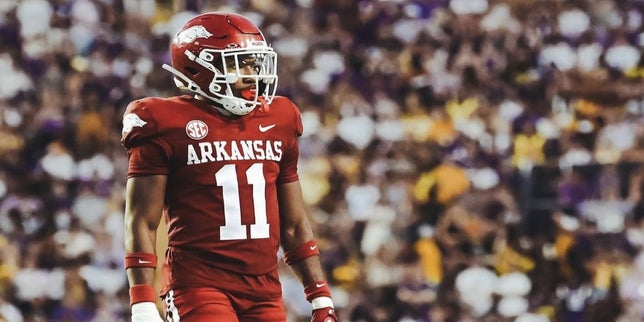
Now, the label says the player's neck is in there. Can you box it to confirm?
[194,95,239,118]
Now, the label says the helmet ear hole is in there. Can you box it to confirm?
[184,66,199,76]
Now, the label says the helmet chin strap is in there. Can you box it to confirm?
[162,64,255,116]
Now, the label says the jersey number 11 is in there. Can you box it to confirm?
[216,163,270,240]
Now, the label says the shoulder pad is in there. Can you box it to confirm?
[120,97,169,148]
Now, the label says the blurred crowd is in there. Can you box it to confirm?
[0,0,643,321]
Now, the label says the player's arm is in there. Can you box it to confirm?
[278,180,337,322]
[124,174,167,322]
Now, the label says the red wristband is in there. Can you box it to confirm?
[129,284,157,305]
[283,240,319,266]
[304,280,332,302]
[124,253,157,269]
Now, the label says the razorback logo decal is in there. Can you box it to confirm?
[174,25,213,45]
[122,113,147,133]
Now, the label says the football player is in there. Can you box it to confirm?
[121,12,338,322]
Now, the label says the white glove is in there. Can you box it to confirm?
[131,302,164,322]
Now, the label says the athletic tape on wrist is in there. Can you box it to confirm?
[124,253,157,269]
[283,240,319,266]
[311,296,334,309]
[129,284,157,306]
[131,301,160,318]
[304,280,332,303]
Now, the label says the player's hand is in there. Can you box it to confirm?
[311,307,338,322]
[131,302,164,322]
[308,287,336,321]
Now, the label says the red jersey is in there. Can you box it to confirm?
[121,95,302,292]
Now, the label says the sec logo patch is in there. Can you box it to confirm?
[186,120,208,140]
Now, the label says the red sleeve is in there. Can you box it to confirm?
[127,143,170,178]
[121,99,157,148]
[277,98,303,184]
[121,98,173,177]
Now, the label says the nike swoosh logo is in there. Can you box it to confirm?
[310,245,318,250]
[316,283,326,288]
[259,124,276,132]
[138,259,153,264]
